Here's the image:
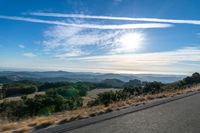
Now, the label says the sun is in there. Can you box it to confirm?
[118,32,144,53]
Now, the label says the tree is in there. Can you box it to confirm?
[124,79,142,88]
[38,82,72,91]
[183,72,200,85]
[46,87,79,98]
[97,91,116,106]
[192,72,200,83]
[75,82,90,96]
[3,83,38,97]
[143,81,163,94]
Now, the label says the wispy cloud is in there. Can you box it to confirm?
[73,47,200,64]
[0,15,172,29]
[21,47,200,75]
[54,49,87,58]
[42,25,148,57]
[0,14,172,58]
[64,47,200,74]
[31,12,200,25]
[4,47,200,74]
[18,44,25,48]
[23,52,36,57]
[42,25,123,57]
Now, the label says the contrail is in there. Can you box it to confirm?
[0,15,172,29]
[31,12,200,25]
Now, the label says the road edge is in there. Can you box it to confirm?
[34,90,200,133]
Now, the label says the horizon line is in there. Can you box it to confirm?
[0,67,189,76]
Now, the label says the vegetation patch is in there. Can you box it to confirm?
[1,73,200,132]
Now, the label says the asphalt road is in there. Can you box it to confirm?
[68,93,200,133]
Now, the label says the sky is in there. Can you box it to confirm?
[0,0,200,75]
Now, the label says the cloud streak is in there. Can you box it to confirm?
[23,52,36,57]
[18,44,25,48]
[31,12,200,25]
[38,47,200,75]
[0,15,172,29]
[71,47,200,66]
[42,26,124,57]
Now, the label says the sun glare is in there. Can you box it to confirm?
[118,32,144,53]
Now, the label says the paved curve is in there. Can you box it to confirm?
[68,93,200,133]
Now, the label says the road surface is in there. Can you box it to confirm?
[68,93,200,133]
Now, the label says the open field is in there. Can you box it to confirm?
[87,88,121,98]
[1,85,200,133]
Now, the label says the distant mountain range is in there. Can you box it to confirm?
[0,71,186,83]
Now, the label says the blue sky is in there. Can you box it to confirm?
[0,0,200,75]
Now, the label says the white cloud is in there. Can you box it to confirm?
[42,26,150,57]
[42,25,147,57]
[41,47,200,74]
[0,15,172,29]
[23,52,36,57]
[3,47,200,75]
[68,46,200,74]
[54,49,87,58]
[77,47,200,63]
[31,12,200,25]
[0,14,172,58]
[43,25,124,57]
[18,44,25,48]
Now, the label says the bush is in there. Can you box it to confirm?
[165,72,200,90]
[123,87,142,96]
[87,81,165,107]
[97,91,116,106]
[0,93,83,119]
[2,80,39,98]
[46,87,79,98]
[87,100,100,107]
[75,82,90,96]
[3,85,37,97]
[38,82,72,91]
[143,81,163,94]
[37,106,54,116]
[124,79,142,88]
[87,90,130,106]
[0,100,28,120]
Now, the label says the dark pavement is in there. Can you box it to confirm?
[69,93,200,133]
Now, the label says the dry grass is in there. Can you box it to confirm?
[1,85,200,133]
[82,88,122,106]
[0,92,45,104]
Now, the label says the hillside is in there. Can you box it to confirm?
[0,71,185,84]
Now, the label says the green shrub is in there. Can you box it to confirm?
[0,93,83,119]
[46,87,79,98]
[37,106,54,116]
[3,82,38,97]
[38,82,72,91]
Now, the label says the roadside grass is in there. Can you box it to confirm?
[1,85,200,133]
